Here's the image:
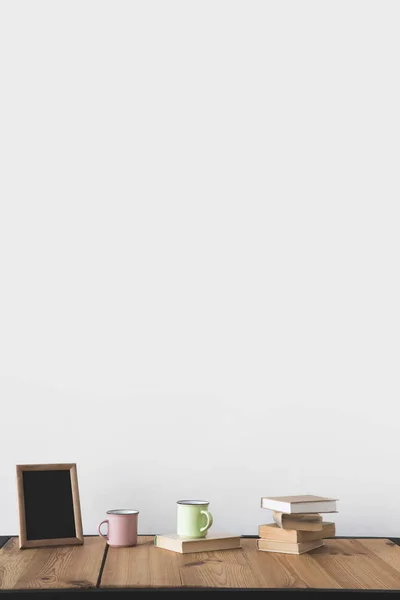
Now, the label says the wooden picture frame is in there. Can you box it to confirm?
[16,463,83,549]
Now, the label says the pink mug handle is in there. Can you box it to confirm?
[98,519,109,540]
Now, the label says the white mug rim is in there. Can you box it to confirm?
[106,509,139,515]
[177,500,209,506]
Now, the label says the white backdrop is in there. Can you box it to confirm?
[1,0,399,537]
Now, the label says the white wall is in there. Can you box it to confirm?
[1,0,399,538]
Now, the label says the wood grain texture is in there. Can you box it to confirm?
[0,538,37,590]
[241,538,339,588]
[357,539,400,574]
[2,536,400,590]
[16,464,76,471]
[0,536,106,590]
[102,537,257,589]
[16,467,27,547]
[179,546,258,589]
[309,539,400,590]
[70,464,84,544]
[101,536,182,588]
[19,538,84,549]
[100,537,400,590]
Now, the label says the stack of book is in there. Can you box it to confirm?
[257,495,338,555]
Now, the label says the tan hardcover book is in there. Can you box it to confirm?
[154,533,241,554]
[261,495,337,514]
[257,538,324,554]
[259,521,335,542]
[273,511,323,531]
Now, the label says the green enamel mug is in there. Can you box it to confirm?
[177,500,213,538]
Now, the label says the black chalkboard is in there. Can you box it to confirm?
[17,464,83,549]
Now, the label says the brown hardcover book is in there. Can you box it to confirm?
[257,538,324,554]
[154,533,241,554]
[273,511,323,531]
[259,521,335,542]
[261,495,337,514]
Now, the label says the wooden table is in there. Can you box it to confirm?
[1,536,400,595]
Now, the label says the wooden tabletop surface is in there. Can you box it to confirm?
[1,536,400,591]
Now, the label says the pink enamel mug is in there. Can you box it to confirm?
[98,509,139,547]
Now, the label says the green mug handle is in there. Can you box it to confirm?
[200,510,213,533]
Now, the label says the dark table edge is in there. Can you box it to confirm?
[0,589,399,597]
[0,537,10,550]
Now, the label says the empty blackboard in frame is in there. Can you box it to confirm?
[16,463,83,549]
